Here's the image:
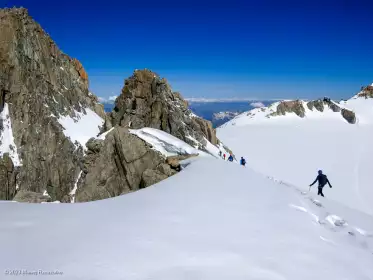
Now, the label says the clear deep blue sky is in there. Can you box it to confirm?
[3,0,373,100]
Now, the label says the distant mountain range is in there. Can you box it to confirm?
[103,100,276,127]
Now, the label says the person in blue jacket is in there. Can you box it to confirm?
[228,154,234,162]
[240,157,246,166]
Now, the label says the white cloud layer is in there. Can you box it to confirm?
[250,102,266,108]
[186,98,280,103]
[98,95,118,104]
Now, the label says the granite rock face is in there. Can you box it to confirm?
[76,127,172,202]
[108,69,218,149]
[0,153,17,200]
[0,8,104,201]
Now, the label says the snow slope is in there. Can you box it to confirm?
[57,108,104,149]
[130,127,229,158]
[0,158,372,279]
[130,128,202,157]
[218,96,373,215]
[0,103,21,166]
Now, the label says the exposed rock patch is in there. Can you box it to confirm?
[13,190,51,203]
[271,100,305,118]
[307,100,324,112]
[358,85,373,98]
[341,109,356,124]
[0,153,17,200]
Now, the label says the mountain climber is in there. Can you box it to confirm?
[223,154,226,160]
[240,157,246,166]
[228,154,234,162]
[219,150,222,157]
[309,170,332,197]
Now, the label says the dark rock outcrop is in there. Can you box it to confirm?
[307,100,324,112]
[107,69,218,149]
[140,169,168,188]
[76,127,174,202]
[306,99,341,113]
[341,109,356,124]
[13,190,51,203]
[271,100,305,117]
[0,8,105,200]
[328,102,341,112]
[0,153,17,200]
[358,85,373,98]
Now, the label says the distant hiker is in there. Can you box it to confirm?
[240,157,246,166]
[223,154,226,160]
[219,150,222,157]
[309,170,332,197]
[228,154,234,162]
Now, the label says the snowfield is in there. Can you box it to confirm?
[57,108,104,149]
[1,158,372,279]
[0,103,21,166]
[218,95,373,215]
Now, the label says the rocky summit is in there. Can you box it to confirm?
[106,69,218,148]
[0,8,224,203]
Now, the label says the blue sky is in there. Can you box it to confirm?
[3,0,373,100]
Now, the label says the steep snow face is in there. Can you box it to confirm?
[340,96,373,124]
[0,159,372,279]
[130,128,202,157]
[0,103,21,166]
[218,95,373,215]
[57,108,104,149]
[130,127,229,159]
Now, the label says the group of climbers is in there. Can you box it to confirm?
[218,150,246,166]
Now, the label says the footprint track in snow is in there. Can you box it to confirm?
[270,175,372,252]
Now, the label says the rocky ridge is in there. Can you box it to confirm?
[0,8,226,203]
[0,7,108,202]
[268,98,356,124]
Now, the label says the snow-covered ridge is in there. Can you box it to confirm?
[0,158,372,279]
[129,127,230,159]
[130,128,202,157]
[221,93,373,128]
[0,103,21,166]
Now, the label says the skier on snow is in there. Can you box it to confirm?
[223,154,226,160]
[228,154,234,162]
[309,170,332,197]
[240,157,246,166]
